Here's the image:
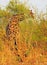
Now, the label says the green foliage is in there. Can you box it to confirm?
[6,0,30,15]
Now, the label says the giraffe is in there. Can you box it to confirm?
[6,14,24,41]
[6,13,28,62]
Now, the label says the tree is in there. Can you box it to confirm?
[6,0,30,15]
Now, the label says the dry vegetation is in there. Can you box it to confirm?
[0,0,47,65]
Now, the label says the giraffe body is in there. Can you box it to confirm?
[6,14,27,61]
[6,14,24,40]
